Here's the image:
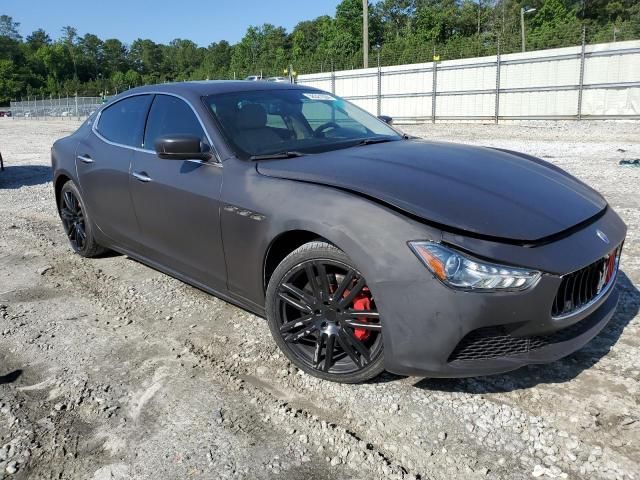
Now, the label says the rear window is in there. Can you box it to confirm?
[96,95,152,147]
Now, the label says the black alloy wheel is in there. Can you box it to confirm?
[60,189,87,251]
[266,241,384,383]
[58,181,106,258]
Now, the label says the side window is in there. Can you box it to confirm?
[96,95,152,147]
[143,95,206,150]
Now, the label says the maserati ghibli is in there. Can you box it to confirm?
[51,81,626,383]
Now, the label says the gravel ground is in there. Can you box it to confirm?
[0,118,638,480]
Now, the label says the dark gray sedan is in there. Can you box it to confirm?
[51,81,626,383]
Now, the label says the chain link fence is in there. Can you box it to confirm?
[9,96,109,120]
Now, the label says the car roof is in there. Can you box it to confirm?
[122,80,319,97]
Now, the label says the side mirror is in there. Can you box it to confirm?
[378,115,393,126]
[154,135,211,161]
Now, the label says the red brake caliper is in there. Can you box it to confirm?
[346,286,372,341]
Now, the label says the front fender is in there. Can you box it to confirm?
[220,159,442,309]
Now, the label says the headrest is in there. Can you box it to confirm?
[216,104,238,125]
[237,103,267,130]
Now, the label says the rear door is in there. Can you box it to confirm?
[76,94,152,248]
[129,94,226,291]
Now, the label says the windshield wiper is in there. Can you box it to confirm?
[249,151,306,160]
[355,137,398,146]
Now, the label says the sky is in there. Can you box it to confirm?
[3,0,343,46]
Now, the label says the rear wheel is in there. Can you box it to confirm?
[58,181,106,258]
[266,241,384,383]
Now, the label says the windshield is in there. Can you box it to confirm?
[205,89,401,159]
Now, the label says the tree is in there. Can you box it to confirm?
[111,70,126,92]
[61,26,79,80]
[335,0,365,53]
[201,41,233,79]
[377,0,416,41]
[0,15,21,40]
[36,43,71,86]
[103,39,128,76]
[0,59,24,103]
[129,39,163,76]
[78,33,104,80]
[124,69,142,88]
[231,24,289,77]
[528,0,582,48]
[1,0,639,105]
[164,39,203,80]
[25,29,51,50]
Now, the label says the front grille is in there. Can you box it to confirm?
[551,246,620,318]
[448,311,603,362]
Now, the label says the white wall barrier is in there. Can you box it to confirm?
[298,40,640,123]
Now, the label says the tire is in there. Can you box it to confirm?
[58,180,107,258]
[266,241,385,383]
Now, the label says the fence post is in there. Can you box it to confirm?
[75,93,79,119]
[577,27,586,120]
[376,51,382,116]
[495,40,501,124]
[431,54,438,124]
[331,60,336,95]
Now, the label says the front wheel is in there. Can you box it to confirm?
[266,241,384,383]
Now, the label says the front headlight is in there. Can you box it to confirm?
[409,241,541,291]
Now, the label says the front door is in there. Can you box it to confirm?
[129,94,226,291]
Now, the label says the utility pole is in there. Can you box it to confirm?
[363,0,369,68]
[477,0,482,56]
[521,7,536,52]
[520,8,526,52]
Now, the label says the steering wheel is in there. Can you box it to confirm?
[314,121,341,138]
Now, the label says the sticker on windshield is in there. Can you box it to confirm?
[303,93,336,101]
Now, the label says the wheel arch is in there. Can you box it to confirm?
[263,229,329,292]
[54,172,73,207]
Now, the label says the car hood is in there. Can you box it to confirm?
[256,140,607,243]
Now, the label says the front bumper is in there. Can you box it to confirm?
[383,281,618,378]
[375,207,626,378]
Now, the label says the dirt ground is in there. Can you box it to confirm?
[0,118,638,480]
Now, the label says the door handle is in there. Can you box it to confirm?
[77,154,93,164]
[132,171,152,183]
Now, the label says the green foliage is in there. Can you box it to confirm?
[0,59,24,103]
[0,1,639,105]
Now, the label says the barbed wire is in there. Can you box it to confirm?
[292,25,637,75]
